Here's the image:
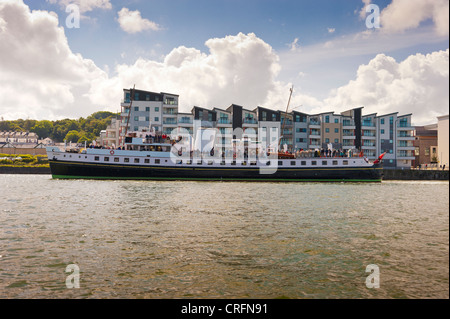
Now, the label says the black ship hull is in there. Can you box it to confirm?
[49,160,383,182]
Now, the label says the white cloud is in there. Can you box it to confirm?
[0,0,106,120]
[325,49,449,125]
[358,0,372,20]
[88,33,283,112]
[46,0,112,13]
[117,7,161,34]
[381,0,449,36]
[327,28,335,34]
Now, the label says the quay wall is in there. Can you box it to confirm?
[0,166,51,175]
[383,169,449,181]
[0,148,47,156]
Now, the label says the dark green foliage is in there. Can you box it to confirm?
[1,111,118,143]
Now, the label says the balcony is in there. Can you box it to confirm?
[362,122,376,128]
[397,151,415,160]
[281,119,293,126]
[178,119,193,125]
[342,120,355,127]
[217,118,232,125]
[397,122,413,129]
[243,118,258,125]
[163,120,178,126]
[163,110,178,116]
[164,99,178,106]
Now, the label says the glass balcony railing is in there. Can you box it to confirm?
[218,119,231,124]
[243,119,258,124]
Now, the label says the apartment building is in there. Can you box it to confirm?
[413,125,438,167]
[119,88,179,145]
[115,88,417,167]
[376,113,415,168]
[437,115,449,168]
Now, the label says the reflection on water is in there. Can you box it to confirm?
[0,175,448,298]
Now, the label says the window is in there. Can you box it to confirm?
[146,117,150,121]
[145,159,150,164]
[278,161,283,166]
[155,159,160,164]
[197,160,202,165]
[94,156,99,161]
[381,119,385,124]
[332,160,338,165]
[134,158,140,163]
[343,160,348,165]
[415,147,420,156]
[262,111,267,121]
[381,129,385,134]
[335,139,339,143]
[176,160,182,165]
[146,107,150,112]
[124,158,130,163]
[114,158,119,162]
[134,107,139,112]
[312,161,317,165]
[325,128,330,133]
[104,157,109,162]
[335,119,339,123]
[155,107,159,112]
[389,116,394,124]
[291,161,296,166]
[155,117,159,122]
[134,116,139,121]
[208,161,214,165]
[335,128,339,133]
[322,161,327,165]
[301,161,306,166]
[325,116,330,123]
[272,114,277,121]
[325,138,330,143]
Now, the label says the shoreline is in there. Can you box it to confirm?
[0,166,448,180]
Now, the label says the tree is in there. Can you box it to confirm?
[31,120,53,139]
[65,130,80,143]
[77,134,91,144]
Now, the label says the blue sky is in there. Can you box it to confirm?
[29,0,399,67]
[1,0,448,124]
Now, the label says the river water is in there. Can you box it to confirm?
[0,175,448,299]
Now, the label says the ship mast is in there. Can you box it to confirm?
[124,84,136,139]
[279,85,294,148]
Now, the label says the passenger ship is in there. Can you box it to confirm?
[46,134,385,182]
